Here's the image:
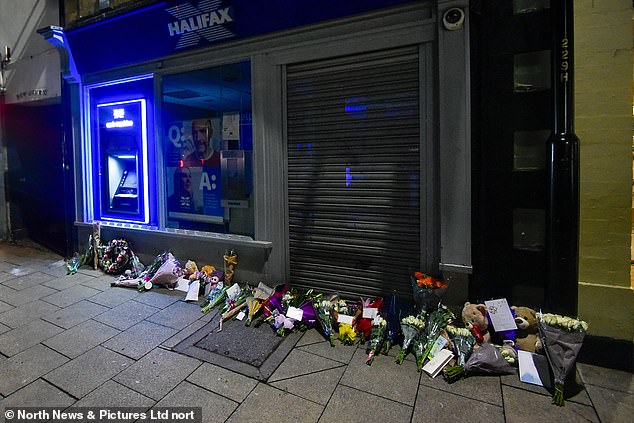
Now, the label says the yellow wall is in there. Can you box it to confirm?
[576,0,634,341]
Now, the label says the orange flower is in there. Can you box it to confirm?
[414,271,447,289]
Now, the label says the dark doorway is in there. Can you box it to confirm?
[4,100,72,256]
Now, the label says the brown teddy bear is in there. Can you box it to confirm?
[512,306,542,353]
[461,302,491,344]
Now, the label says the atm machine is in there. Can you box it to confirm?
[95,99,149,224]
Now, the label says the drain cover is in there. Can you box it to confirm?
[173,311,301,381]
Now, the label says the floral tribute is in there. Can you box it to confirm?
[538,313,588,406]
[411,271,448,312]
[365,315,387,365]
[395,315,425,364]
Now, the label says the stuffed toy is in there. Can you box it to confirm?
[512,306,542,353]
[461,302,491,345]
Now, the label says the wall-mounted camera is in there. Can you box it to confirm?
[442,8,465,31]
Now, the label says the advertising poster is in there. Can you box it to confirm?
[164,118,224,225]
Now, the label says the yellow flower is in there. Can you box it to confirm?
[338,323,357,344]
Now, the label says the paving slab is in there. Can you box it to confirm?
[270,366,345,406]
[297,340,357,364]
[113,348,201,401]
[0,322,9,335]
[578,362,634,394]
[161,320,207,350]
[585,383,634,423]
[70,380,155,409]
[0,300,60,329]
[187,362,258,403]
[0,299,13,314]
[41,300,109,329]
[5,266,37,277]
[102,321,178,359]
[339,348,420,406]
[43,319,121,358]
[320,384,411,423]
[1,272,55,290]
[43,273,93,291]
[39,260,71,277]
[0,271,17,283]
[76,267,105,277]
[227,383,323,423]
[93,300,160,331]
[500,370,592,406]
[134,291,183,309]
[1,284,58,307]
[145,300,203,330]
[411,384,504,423]
[0,344,69,396]
[88,288,140,308]
[42,285,101,308]
[0,318,64,356]
[80,275,118,291]
[419,373,503,406]
[44,346,133,398]
[502,384,599,423]
[152,381,238,423]
[269,349,344,383]
[296,328,328,347]
[0,378,75,409]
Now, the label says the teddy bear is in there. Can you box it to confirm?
[461,302,491,344]
[512,305,542,353]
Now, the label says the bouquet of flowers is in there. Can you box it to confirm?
[365,315,387,365]
[446,326,476,367]
[418,305,455,370]
[395,315,425,364]
[356,297,384,341]
[538,312,588,406]
[201,282,227,315]
[334,299,358,345]
[382,291,402,354]
[411,271,447,312]
[443,343,516,383]
[245,295,263,327]
[252,284,288,327]
[337,323,357,345]
[314,298,336,347]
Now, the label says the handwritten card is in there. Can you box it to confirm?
[287,306,304,321]
[484,298,518,332]
[422,349,454,378]
[236,311,246,321]
[337,314,355,325]
[225,283,241,299]
[362,307,378,319]
[185,280,200,302]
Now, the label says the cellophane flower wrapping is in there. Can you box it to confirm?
[538,312,587,406]
[444,343,516,383]
[446,326,475,367]
[201,282,226,315]
[383,291,401,354]
[338,323,357,345]
[356,297,384,341]
[365,315,387,365]
[244,296,262,326]
[395,315,425,364]
[419,305,455,368]
[411,272,448,313]
[314,299,336,347]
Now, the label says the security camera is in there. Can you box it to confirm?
[442,8,465,31]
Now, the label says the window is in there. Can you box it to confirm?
[161,61,253,237]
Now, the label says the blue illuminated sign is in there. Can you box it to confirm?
[65,0,418,74]
[96,98,150,224]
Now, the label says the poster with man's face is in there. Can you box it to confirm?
[164,119,223,226]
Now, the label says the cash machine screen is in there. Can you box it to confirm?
[96,99,148,223]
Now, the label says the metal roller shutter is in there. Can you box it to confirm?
[286,46,421,298]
